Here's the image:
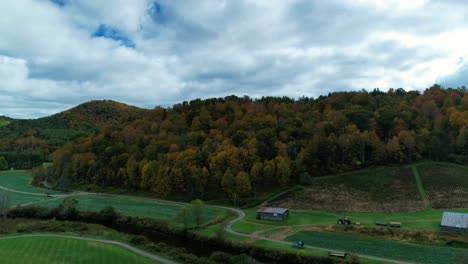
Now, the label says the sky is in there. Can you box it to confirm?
[1,0,468,118]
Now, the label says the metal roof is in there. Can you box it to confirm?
[441,212,468,228]
[257,207,289,214]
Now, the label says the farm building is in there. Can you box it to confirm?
[440,212,468,233]
[256,207,289,221]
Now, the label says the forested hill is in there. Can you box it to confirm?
[43,86,468,199]
[0,100,146,169]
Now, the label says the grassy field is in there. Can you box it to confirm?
[0,171,60,195]
[417,162,468,209]
[36,195,227,224]
[269,165,424,212]
[0,171,63,207]
[0,171,227,224]
[286,231,466,264]
[0,236,157,264]
[234,207,468,233]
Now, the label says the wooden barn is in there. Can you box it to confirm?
[256,207,289,221]
[440,212,468,233]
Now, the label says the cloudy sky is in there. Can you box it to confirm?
[1,0,467,118]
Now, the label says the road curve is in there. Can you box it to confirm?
[3,181,415,264]
[0,234,177,264]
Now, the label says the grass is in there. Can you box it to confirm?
[37,195,228,224]
[0,171,63,207]
[0,171,60,195]
[286,231,466,264]
[0,170,228,224]
[411,165,428,203]
[0,236,158,264]
[193,222,250,242]
[237,207,468,232]
[6,193,52,207]
[0,120,10,127]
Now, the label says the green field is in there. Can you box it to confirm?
[287,231,465,264]
[0,171,227,224]
[0,171,60,195]
[417,163,468,209]
[37,195,227,224]
[0,171,63,207]
[0,236,158,264]
[234,207,468,234]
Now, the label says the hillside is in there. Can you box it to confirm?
[40,86,468,199]
[0,100,146,169]
[0,116,13,127]
[268,165,425,213]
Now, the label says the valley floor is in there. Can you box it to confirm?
[0,161,467,264]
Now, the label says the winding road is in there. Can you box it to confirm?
[2,179,417,264]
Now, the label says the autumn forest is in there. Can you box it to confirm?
[32,85,467,200]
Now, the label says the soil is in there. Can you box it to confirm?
[426,188,468,209]
[268,185,426,213]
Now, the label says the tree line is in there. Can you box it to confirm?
[34,85,468,199]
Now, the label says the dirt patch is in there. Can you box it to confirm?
[426,188,468,209]
[268,185,425,213]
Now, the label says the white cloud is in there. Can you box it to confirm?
[0,0,466,118]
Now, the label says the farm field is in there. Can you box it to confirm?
[0,171,60,195]
[0,171,56,207]
[0,236,158,264]
[234,207,468,233]
[417,162,468,209]
[0,171,227,224]
[37,195,227,224]
[286,231,466,264]
[0,164,466,264]
[269,165,425,212]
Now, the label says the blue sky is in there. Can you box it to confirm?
[0,0,467,118]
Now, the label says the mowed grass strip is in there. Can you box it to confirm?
[38,195,227,223]
[286,231,465,264]
[0,236,158,264]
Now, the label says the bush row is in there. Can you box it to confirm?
[9,205,339,264]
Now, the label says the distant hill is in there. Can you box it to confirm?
[0,100,147,168]
[40,85,468,200]
[0,116,13,127]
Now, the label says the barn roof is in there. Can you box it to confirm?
[441,212,468,228]
[257,207,289,214]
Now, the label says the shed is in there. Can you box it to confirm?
[256,207,289,221]
[440,212,468,233]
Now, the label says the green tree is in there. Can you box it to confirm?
[57,198,78,219]
[126,156,140,189]
[235,171,251,197]
[221,168,235,195]
[249,162,263,199]
[0,157,8,170]
[275,157,291,186]
[175,206,190,230]
[190,199,205,227]
[141,161,158,190]
[263,159,275,185]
